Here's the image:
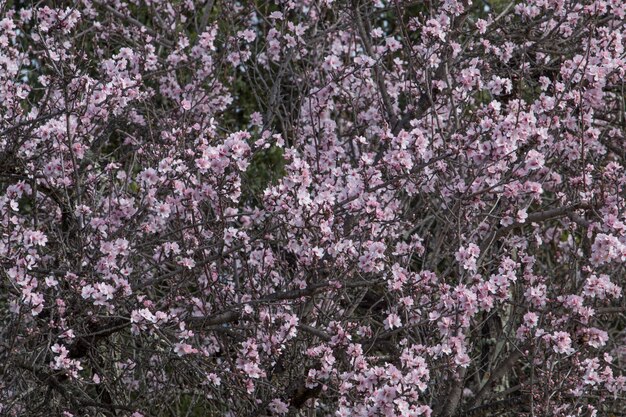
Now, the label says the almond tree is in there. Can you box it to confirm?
[0,0,624,416]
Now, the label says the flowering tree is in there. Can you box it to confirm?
[1,0,625,416]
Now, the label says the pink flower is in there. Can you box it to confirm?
[384,313,402,330]
[323,55,341,72]
[269,11,283,20]
[268,398,289,415]
[239,29,256,42]
[456,244,480,272]
[206,372,221,386]
[583,274,622,299]
[552,331,574,355]
[22,230,48,247]
[525,150,545,170]
[584,328,609,348]
[590,234,626,266]
[174,342,198,356]
[154,201,171,218]
[455,352,471,368]
[475,18,488,34]
[523,312,538,328]
[178,257,196,269]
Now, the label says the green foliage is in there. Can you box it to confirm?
[243,145,286,205]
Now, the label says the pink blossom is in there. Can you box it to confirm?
[552,331,574,355]
[1,1,625,415]
[174,342,198,356]
[384,313,402,330]
[268,399,289,415]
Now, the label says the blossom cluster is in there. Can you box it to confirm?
[1,1,625,416]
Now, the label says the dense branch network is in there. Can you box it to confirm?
[0,1,625,416]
